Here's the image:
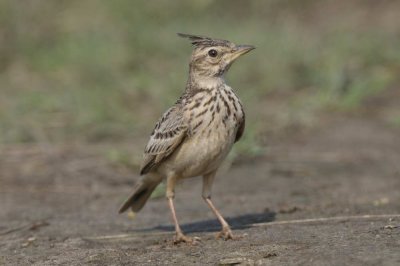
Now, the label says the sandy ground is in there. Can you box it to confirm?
[1,95,400,265]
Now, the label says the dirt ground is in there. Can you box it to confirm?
[1,91,400,265]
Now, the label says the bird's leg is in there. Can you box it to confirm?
[167,197,193,244]
[202,172,234,240]
[204,198,234,240]
[166,175,198,244]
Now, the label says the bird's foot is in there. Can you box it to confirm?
[173,232,200,245]
[216,226,236,240]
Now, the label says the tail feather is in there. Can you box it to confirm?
[119,177,162,213]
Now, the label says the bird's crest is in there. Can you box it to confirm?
[177,33,230,47]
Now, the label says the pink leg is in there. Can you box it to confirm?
[202,171,234,240]
[166,175,199,244]
[204,197,234,240]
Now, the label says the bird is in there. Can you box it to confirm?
[119,33,255,244]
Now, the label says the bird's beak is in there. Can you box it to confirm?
[230,45,255,62]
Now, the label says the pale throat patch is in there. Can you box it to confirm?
[195,77,225,90]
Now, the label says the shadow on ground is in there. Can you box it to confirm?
[138,211,276,233]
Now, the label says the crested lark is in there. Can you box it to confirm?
[119,33,255,244]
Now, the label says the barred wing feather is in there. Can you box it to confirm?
[140,106,187,175]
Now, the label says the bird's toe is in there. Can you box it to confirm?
[173,233,200,245]
[216,227,235,240]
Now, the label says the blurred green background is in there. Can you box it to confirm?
[0,0,399,159]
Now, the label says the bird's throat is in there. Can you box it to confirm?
[187,75,225,91]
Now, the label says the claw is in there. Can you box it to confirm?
[216,227,235,240]
[173,232,200,245]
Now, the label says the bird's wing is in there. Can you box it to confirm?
[140,105,187,175]
[235,111,245,143]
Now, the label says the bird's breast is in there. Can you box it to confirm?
[186,85,244,138]
[166,85,244,177]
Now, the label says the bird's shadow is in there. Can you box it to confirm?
[135,211,276,234]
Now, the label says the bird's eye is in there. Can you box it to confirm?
[208,49,218,57]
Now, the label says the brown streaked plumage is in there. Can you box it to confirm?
[119,33,255,244]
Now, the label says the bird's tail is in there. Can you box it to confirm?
[118,174,163,213]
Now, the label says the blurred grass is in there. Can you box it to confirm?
[0,0,399,158]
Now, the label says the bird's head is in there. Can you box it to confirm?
[178,33,255,79]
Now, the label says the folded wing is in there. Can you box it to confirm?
[140,106,187,175]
